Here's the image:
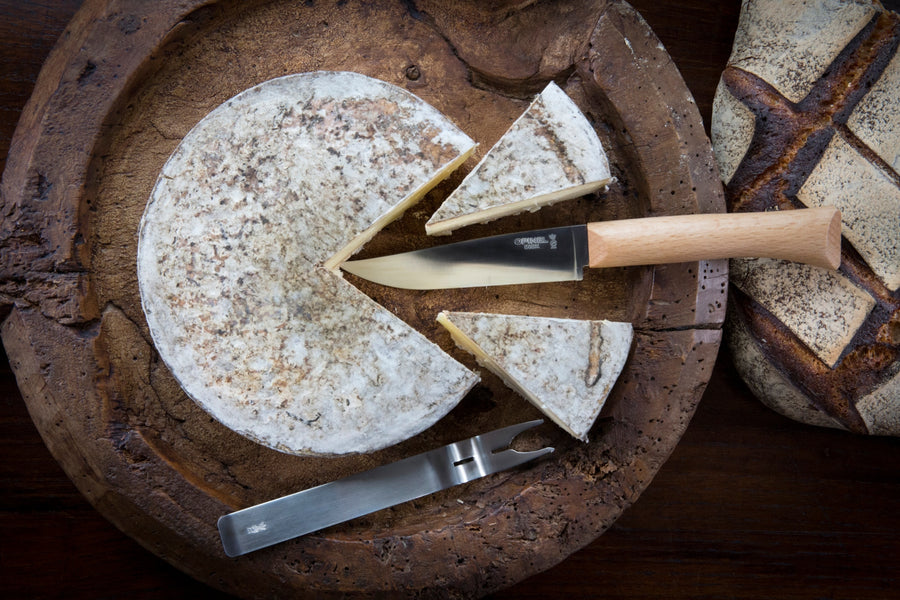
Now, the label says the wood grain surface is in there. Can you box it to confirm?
[585,207,842,270]
[0,0,726,596]
[2,2,899,599]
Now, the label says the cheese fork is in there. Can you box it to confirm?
[217,420,553,557]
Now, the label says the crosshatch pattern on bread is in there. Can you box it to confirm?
[712,0,900,434]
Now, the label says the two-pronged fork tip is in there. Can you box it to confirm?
[489,445,555,473]
[478,419,546,452]
[475,419,555,472]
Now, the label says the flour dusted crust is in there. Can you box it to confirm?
[424,82,611,236]
[730,258,876,368]
[726,309,845,431]
[711,1,900,435]
[798,132,900,291]
[727,0,876,104]
[437,311,632,442]
[138,72,479,456]
[710,80,755,185]
[847,47,900,172]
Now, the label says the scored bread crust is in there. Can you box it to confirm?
[424,82,611,236]
[137,72,479,456]
[437,311,633,442]
[711,0,900,434]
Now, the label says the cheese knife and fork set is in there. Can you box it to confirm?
[219,205,842,556]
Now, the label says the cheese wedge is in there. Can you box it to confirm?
[425,82,612,236]
[437,311,633,442]
[138,72,479,456]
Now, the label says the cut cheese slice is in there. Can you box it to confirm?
[437,311,633,442]
[138,72,479,456]
[425,82,612,236]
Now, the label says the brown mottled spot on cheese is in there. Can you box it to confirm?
[584,321,604,387]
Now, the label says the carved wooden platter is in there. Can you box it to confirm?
[0,0,725,597]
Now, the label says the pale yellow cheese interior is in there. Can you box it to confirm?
[425,181,605,238]
[324,147,475,270]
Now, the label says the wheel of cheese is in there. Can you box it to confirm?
[437,311,633,442]
[711,0,900,434]
[424,82,612,236]
[137,72,479,456]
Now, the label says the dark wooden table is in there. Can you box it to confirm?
[2,2,899,598]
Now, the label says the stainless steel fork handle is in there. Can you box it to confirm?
[217,420,553,557]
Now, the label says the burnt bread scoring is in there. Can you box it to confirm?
[711,0,900,434]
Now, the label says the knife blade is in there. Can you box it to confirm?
[341,206,841,289]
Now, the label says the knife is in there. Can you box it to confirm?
[217,420,553,557]
[341,206,841,289]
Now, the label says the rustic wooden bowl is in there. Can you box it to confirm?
[0,0,725,597]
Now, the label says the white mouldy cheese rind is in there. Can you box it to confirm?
[137,72,479,456]
[424,81,612,236]
[437,311,633,442]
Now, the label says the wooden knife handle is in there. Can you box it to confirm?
[586,206,842,270]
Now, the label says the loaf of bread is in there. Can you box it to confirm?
[711,0,900,434]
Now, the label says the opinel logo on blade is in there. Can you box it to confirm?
[514,233,558,250]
